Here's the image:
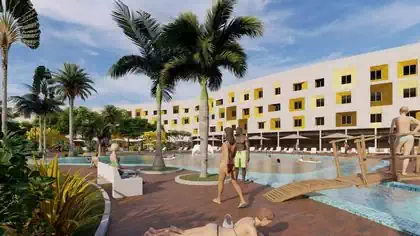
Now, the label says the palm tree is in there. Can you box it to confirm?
[11,66,62,155]
[162,0,263,177]
[109,0,177,171]
[54,63,97,155]
[93,115,112,156]
[0,0,41,133]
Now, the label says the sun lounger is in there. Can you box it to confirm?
[257,147,262,152]
[340,147,345,153]
[268,147,274,152]
[250,147,256,152]
[310,148,317,154]
[275,147,281,152]
[97,162,143,199]
[162,147,167,152]
[350,148,357,154]
[285,148,294,153]
[262,147,268,152]
[302,148,308,153]
[322,148,328,153]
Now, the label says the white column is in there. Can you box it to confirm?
[374,128,377,149]
[297,130,300,146]
[319,130,322,151]
[345,129,348,144]
[277,132,280,147]
[212,136,215,146]
[260,132,263,146]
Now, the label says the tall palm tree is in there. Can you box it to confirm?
[94,115,112,156]
[0,0,41,133]
[54,63,97,155]
[11,66,62,155]
[109,0,177,171]
[162,0,263,177]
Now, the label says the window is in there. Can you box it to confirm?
[220,112,225,118]
[243,108,250,116]
[315,78,324,88]
[370,92,382,102]
[275,119,281,128]
[315,117,324,126]
[403,64,417,76]
[294,101,302,110]
[316,98,325,107]
[275,87,281,95]
[403,88,417,98]
[342,95,351,104]
[211,114,215,120]
[173,119,178,124]
[244,123,248,130]
[184,108,189,113]
[370,70,382,80]
[220,125,224,132]
[293,83,303,91]
[341,75,351,84]
[173,106,179,114]
[258,90,263,98]
[136,111,141,117]
[164,120,168,125]
[231,97,235,103]
[195,105,199,111]
[257,106,263,114]
[184,118,190,124]
[244,94,249,101]
[162,110,167,115]
[294,119,302,127]
[210,126,216,132]
[370,113,382,123]
[216,99,223,106]
[153,110,157,115]
[144,111,148,116]
[231,110,236,117]
[127,111,132,117]
[232,125,237,130]
[341,115,352,125]
[274,103,281,111]
[258,122,265,129]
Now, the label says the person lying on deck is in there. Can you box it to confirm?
[143,208,274,236]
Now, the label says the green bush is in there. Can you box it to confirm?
[0,132,55,235]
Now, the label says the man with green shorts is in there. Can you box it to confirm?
[234,127,250,182]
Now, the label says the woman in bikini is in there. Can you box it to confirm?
[213,127,247,208]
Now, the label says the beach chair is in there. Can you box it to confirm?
[340,147,346,153]
[275,147,281,152]
[257,147,262,152]
[350,148,357,154]
[282,147,288,152]
[383,148,390,154]
[285,148,294,153]
[249,146,256,152]
[268,147,274,152]
[302,148,308,153]
[322,148,328,153]
[162,147,167,152]
[310,148,317,154]
[367,147,376,154]
[262,147,268,152]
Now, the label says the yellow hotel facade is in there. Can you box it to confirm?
[118,43,420,149]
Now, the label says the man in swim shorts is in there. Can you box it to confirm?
[389,106,420,175]
[234,127,250,182]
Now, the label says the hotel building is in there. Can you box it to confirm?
[106,43,420,149]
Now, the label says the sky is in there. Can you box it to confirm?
[6,0,420,108]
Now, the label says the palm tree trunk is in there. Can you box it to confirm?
[43,116,47,158]
[68,98,74,156]
[38,116,42,152]
[1,48,9,134]
[199,79,209,178]
[153,84,165,170]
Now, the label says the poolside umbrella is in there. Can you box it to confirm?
[74,139,85,142]
[322,133,353,139]
[280,134,309,150]
[248,135,270,146]
[66,134,82,139]
[111,138,126,142]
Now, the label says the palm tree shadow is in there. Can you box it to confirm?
[260,222,289,235]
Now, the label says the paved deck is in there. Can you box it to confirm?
[61,166,407,236]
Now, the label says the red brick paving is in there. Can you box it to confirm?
[61,166,408,236]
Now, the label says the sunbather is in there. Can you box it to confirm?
[144,208,274,236]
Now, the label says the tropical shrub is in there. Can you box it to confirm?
[33,156,103,235]
[143,130,167,150]
[25,127,65,148]
[0,132,54,235]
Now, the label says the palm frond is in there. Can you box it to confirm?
[205,0,235,35]
[217,16,263,46]
[151,78,176,102]
[108,55,151,78]
[162,12,201,52]
[161,55,200,84]
[214,50,247,78]
[207,67,223,92]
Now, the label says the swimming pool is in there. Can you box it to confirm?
[57,154,420,234]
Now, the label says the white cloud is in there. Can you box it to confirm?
[85,49,100,56]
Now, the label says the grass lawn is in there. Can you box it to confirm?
[140,166,180,172]
[180,173,220,181]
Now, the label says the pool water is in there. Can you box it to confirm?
[57,154,420,234]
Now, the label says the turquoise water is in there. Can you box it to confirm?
[57,154,420,231]
[58,156,150,166]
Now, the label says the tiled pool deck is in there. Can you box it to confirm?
[61,165,415,236]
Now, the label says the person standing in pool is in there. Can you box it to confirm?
[213,127,247,208]
[389,106,420,175]
[234,127,250,183]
